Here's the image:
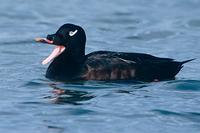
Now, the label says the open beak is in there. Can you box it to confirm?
[35,38,65,65]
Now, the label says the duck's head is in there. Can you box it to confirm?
[36,23,86,65]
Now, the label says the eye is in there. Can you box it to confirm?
[69,30,78,37]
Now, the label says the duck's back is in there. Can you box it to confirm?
[81,51,186,81]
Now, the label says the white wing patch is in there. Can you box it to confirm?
[69,30,78,36]
[118,58,136,64]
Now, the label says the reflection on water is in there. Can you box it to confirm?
[48,84,95,105]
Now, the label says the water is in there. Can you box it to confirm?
[0,0,200,133]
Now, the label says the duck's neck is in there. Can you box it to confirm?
[66,40,86,63]
[61,49,85,64]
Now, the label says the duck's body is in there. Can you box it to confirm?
[46,50,192,81]
[83,51,191,81]
[36,23,193,82]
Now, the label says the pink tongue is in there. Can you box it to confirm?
[42,46,65,65]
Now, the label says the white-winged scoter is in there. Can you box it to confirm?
[35,23,194,81]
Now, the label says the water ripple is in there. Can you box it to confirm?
[0,39,34,46]
[152,109,200,123]
[165,80,200,91]
[95,17,140,25]
[126,30,175,41]
[188,19,200,28]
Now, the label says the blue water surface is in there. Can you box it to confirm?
[0,0,200,133]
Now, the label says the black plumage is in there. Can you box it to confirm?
[39,23,194,82]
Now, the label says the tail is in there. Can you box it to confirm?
[181,58,196,64]
[173,58,195,76]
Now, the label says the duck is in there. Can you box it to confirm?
[35,23,194,82]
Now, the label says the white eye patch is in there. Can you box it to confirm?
[69,30,78,36]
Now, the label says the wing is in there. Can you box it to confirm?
[84,51,183,81]
[83,51,137,80]
[86,51,173,63]
[108,51,182,80]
